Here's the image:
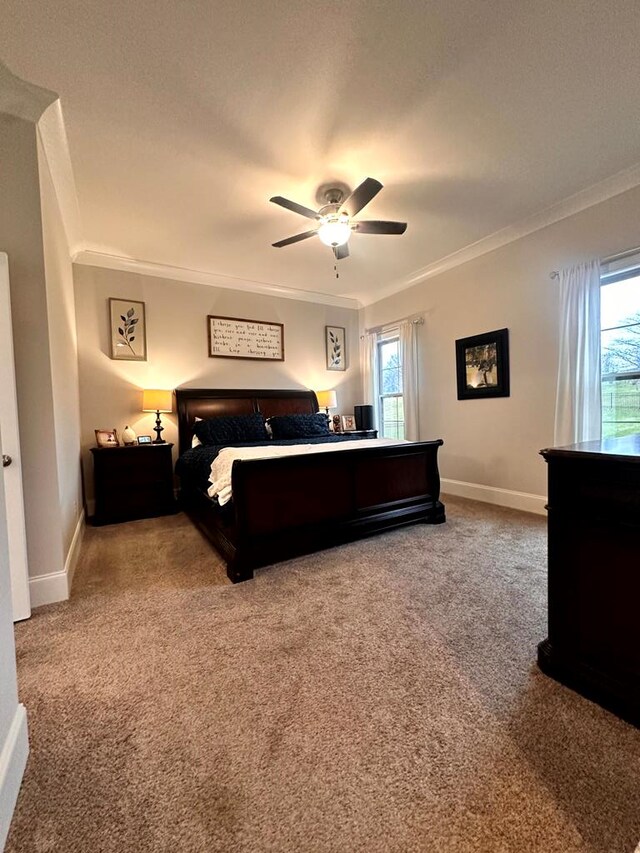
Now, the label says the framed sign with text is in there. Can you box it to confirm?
[207,315,285,361]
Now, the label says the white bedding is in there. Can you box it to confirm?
[208,438,408,505]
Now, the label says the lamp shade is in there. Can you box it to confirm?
[142,389,172,413]
[316,389,337,410]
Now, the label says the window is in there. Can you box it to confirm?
[601,266,640,438]
[377,335,404,438]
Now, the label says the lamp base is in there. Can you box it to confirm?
[153,411,165,444]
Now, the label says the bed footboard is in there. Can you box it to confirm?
[226,440,445,582]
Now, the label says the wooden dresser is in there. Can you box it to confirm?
[539,435,640,727]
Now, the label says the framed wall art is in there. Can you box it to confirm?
[455,328,510,400]
[208,315,284,361]
[326,325,346,371]
[109,298,147,361]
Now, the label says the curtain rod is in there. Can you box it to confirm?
[549,245,640,280]
[363,313,425,336]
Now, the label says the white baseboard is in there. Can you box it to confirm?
[0,704,29,851]
[64,512,85,594]
[28,512,85,608]
[441,478,547,516]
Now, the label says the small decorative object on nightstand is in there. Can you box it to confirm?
[122,425,137,445]
[142,389,172,443]
[90,443,176,525]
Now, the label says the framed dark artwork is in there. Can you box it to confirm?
[208,315,284,361]
[455,328,510,400]
[109,298,147,361]
[326,325,346,371]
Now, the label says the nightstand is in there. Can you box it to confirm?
[342,429,378,438]
[90,443,176,525]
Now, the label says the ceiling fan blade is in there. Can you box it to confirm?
[272,229,318,248]
[333,243,350,260]
[270,196,319,220]
[353,220,407,235]
[339,177,383,217]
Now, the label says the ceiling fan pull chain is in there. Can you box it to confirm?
[334,263,339,279]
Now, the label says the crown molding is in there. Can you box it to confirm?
[37,100,83,254]
[73,250,362,310]
[360,160,640,307]
[0,61,83,255]
[0,60,57,122]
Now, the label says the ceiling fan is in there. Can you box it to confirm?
[269,177,407,260]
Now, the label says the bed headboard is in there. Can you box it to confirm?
[174,387,319,455]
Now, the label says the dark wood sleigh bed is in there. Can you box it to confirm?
[175,388,445,582]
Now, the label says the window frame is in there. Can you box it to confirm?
[377,332,404,439]
[600,263,640,437]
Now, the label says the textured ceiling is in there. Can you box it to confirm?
[1,0,640,304]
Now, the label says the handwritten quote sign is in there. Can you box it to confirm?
[207,315,285,361]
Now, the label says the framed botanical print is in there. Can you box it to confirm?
[326,325,346,371]
[109,298,147,361]
[455,328,510,400]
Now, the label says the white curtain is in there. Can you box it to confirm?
[399,320,420,441]
[554,259,602,446]
[360,332,379,430]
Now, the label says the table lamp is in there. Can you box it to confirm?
[316,389,337,416]
[142,389,172,444]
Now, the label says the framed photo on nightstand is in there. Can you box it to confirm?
[95,429,119,448]
[341,415,356,432]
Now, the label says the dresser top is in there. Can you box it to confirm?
[541,434,640,462]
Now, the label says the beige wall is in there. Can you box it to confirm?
[37,134,82,555]
[363,184,640,500]
[74,264,362,507]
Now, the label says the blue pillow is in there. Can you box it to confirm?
[193,413,268,446]
[269,413,330,439]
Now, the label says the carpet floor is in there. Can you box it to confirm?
[5,497,640,853]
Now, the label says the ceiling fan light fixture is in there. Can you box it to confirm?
[317,215,351,248]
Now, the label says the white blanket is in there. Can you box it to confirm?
[208,438,408,505]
